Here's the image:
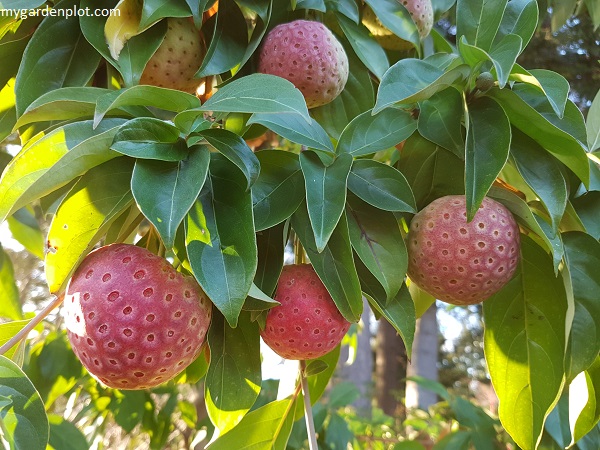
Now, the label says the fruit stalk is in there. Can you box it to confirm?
[300,360,318,450]
[0,293,65,355]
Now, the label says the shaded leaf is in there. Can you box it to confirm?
[456,0,508,52]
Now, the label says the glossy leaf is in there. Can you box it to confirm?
[586,89,600,152]
[563,232,600,380]
[418,88,465,158]
[14,0,101,116]
[247,112,334,153]
[111,117,188,161]
[45,158,134,293]
[465,96,511,220]
[255,222,286,296]
[300,152,352,252]
[139,0,191,30]
[346,194,406,302]
[511,129,567,234]
[0,33,28,88]
[197,0,248,77]
[185,155,257,328]
[374,59,469,112]
[132,145,210,249]
[456,0,508,52]
[0,247,21,321]
[0,79,16,143]
[291,205,362,323]
[0,354,48,450]
[200,74,311,121]
[484,235,568,450]
[570,358,600,443]
[199,128,261,190]
[529,69,569,119]
[0,118,126,223]
[364,0,419,49]
[496,0,538,51]
[209,398,295,450]
[0,320,30,360]
[348,159,416,212]
[252,150,304,231]
[205,312,261,434]
[337,107,417,157]
[47,414,89,450]
[488,87,589,186]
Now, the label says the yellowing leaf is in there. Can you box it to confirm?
[105,0,143,60]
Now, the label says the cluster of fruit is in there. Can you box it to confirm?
[63,0,522,390]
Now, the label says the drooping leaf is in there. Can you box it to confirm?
[0,355,48,450]
[255,222,286,296]
[529,69,569,119]
[484,235,568,450]
[45,157,134,293]
[252,150,304,231]
[200,74,310,121]
[104,0,143,59]
[14,0,101,116]
[205,312,261,434]
[300,152,352,252]
[417,87,465,158]
[132,145,210,249]
[346,194,406,302]
[337,107,417,157]
[456,0,509,52]
[291,205,362,323]
[185,154,257,328]
[374,59,469,112]
[199,128,261,190]
[363,0,419,50]
[465,96,511,220]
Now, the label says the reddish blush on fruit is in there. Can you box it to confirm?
[261,264,350,360]
[63,244,212,389]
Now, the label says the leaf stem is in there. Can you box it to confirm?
[0,294,65,355]
[300,360,318,450]
[272,380,303,443]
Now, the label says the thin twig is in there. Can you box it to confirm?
[0,294,65,355]
[300,360,318,450]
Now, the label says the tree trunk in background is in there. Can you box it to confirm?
[337,298,373,417]
[406,304,439,410]
[375,319,407,418]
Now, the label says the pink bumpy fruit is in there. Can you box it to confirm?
[407,195,520,305]
[261,264,351,360]
[258,20,349,108]
[63,244,212,389]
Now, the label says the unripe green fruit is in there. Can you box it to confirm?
[476,72,495,91]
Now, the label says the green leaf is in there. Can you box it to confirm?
[110,391,146,433]
[310,49,374,140]
[363,0,419,50]
[291,205,362,323]
[303,360,329,377]
[139,0,192,30]
[465,96,511,220]
[0,80,16,144]
[196,0,248,77]
[572,192,600,241]
[346,194,406,302]
[586,89,600,152]
[94,85,200,127]
[7,207,44,259]
[585,0,600,30]
[209,398,295,450]
[347,159,416,213]
[205,312,261,434]
[110,117,188,161]
[326,0,359,22]
[0,32,29,88]
[335,13,389,81]
[243,283,279,311]
[563,232,600,380]
[496,0,538,51]
[456,0,508,52]
[528,69,569,119]
[0,118,126,223]
[200,74,311,122]
[570,358,600,443]
[0,355,48,450]
[488,87,589,186]
[300,152,352,252]
[434,431,473,450]
[45,157,134,293]
[185,154,257,328]
[255,222,286,296]
[417,88,465,158]
[511,129,567,235]
[14,0,101,116]
[374,59,469,112]
[199,128,261,190]
[0,248,21,321]
[47,414,89,450]
[484,235,568,450]
[132,145,210,249]
[0,320,30,360]
[337,107,417,157]
[252,150,304,231]
[247,113,334,154]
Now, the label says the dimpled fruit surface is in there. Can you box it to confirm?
[407,195,520,305]
[139,18,206,93]
[258,20,349,108]
[261,264,351,360]
[63,244,212,389]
